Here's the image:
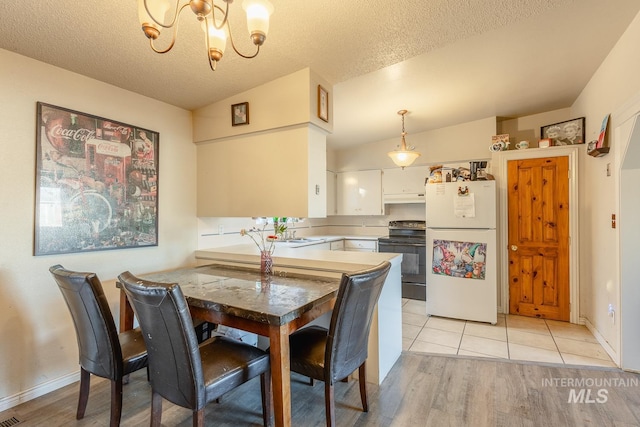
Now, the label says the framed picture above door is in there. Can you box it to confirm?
[541,117,585,146]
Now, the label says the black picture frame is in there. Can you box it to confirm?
[231,102,249,126]
[34,102,159,255]
[541,117,585,146]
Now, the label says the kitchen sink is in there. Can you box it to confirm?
[275,237,326,244]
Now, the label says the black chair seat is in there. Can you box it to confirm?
[119,328,148,374]
[289,325,329,381]
[200,336,271,401]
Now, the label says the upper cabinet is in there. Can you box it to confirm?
[336,170,383,216]
[197,125,327,218]
[382,165,430,204]
[194,68,332,218]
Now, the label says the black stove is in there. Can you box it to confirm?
[378,220,427,301]
[378,220,426,244]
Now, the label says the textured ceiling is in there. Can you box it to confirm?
[1,0,639,149]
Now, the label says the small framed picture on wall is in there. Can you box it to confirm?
[317,85,329,122]
[231,102,249,126]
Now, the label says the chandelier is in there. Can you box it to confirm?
[137,0,274,71]
[388,110,421,169]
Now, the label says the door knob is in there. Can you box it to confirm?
[511,245,518,251]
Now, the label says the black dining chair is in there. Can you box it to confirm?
[288,261,391,427]
[49,265,148,427]
[117,271,272,427]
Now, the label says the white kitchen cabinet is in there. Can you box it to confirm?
[295,241,331,252]
[336,170,383,216]
[344,239,378,252]
[326,170,337,216]
[330,239,344,251]
[197,125,326,218]
[382,165,429,204]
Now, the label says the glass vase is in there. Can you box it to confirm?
[260,250,273,276]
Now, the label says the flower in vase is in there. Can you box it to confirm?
[240,218,286,254]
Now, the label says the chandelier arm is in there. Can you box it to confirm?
[229,37,261,59]
[211,3,230,30]
[227,19,261,59]
[149,18,180,54]
[144,0,187,29]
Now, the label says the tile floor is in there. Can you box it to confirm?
[402,299,616,368]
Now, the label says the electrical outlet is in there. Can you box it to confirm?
[218,225,224,235]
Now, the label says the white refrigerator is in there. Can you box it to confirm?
[425,180,497,324]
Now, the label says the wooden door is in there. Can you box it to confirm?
[508,157,570,321]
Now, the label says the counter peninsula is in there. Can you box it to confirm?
[195,244,403,384]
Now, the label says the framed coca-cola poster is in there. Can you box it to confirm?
[34,102,159,255]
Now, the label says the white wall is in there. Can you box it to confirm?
[0,49,197,408]
[335,116,496,171]
[498,108,571,146]
[570,10,640,363]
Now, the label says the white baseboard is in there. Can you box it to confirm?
[0,370,79,412]
[582,316,620,367]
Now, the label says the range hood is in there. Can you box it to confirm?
[383,192,425,204]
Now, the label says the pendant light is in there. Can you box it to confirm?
[388,109,420,169]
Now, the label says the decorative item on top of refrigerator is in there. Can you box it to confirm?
[425,179,497,324]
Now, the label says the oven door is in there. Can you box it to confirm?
[378,241,426,300]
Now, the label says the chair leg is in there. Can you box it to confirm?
[193,408,204,427]
[76,367,91,420]
[260,371,272,427]
[324,382,335,427]
[151,390,163,427]
[110,378,123,427]
[358,363,368,412]
[309,377,314,386]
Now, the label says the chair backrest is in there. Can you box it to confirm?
[326,261,391,383]
[49,264,122,380]
[118,271,205,411]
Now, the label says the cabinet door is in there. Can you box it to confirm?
[330,239,344,251]
[326,170,337,216]
[344,239,378,252]
[337,170,383,215]
[383,166,429,195]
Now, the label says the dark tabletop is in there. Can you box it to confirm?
[139,264,341,326]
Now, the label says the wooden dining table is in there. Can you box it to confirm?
[118,263,341,427]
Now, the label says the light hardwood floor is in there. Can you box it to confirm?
[2,352,639,426]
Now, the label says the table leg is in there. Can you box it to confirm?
[119,288,134,332]
[269,325,291,427]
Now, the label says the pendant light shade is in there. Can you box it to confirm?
[388,109,420,169]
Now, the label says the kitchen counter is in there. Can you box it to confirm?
[195,244,402,385]
[268,235,379,249]
[196,243,396,275]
